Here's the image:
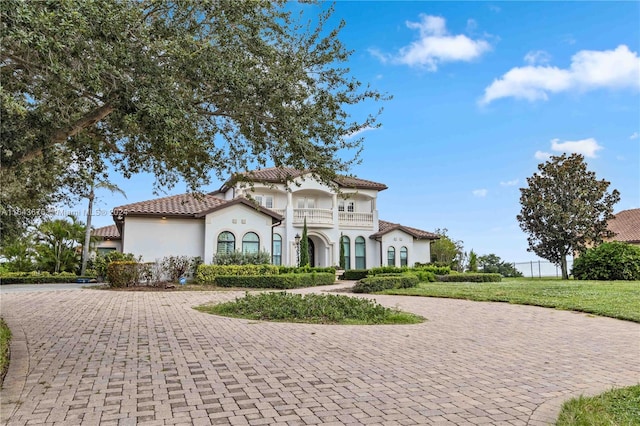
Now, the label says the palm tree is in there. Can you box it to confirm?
[81,179,126,275]
[36,215,85,273]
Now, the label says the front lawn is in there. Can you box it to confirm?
[556,385,640,425]
[381,278,640,322]
[0,318,11,386]
[195,292,424,325]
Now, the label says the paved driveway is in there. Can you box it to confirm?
[1,283,638,425]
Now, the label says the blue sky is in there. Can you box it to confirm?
[86,1,640,262]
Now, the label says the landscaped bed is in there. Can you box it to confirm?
[556,385,640,425]
[195,292,424,325]
[379,278,640,323]
[0,318,11,387]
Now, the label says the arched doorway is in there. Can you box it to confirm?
[307,238,315,267]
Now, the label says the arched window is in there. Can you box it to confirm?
[217,231,235,255]
[355,236,366,269]
[342,236,351,270]
[272,233,282,265]
[400,246,408,267]
[242,232,260,254]
[387,246,396,266]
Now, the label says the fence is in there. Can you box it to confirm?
[513,260,574,278]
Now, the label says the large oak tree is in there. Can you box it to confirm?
[1,0,386,241]
[517,153,620,279]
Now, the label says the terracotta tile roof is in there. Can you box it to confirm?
[225,167,388,191]
[194,197,284,221]
[92,225,120,239]
[371,220,440,240]
[113,193,227,217]
[608,208,640,243]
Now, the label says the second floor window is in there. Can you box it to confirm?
[297,198,315,209]
[338,200,355,212]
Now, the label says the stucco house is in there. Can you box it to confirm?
[607,208,640,246]
[93,168,438,268]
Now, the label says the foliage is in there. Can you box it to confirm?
[161,255,202,282]
[212,250,271,265]
[196,264,279,284]
[212,273,335,289]
[339,234,346,270]
[94,251,138,279]
[277,266,336,274]
[195,292,423,325]
[573,242,640,281]
[0,318,10,387]
[413,270,436,282]
[477,254,523,277]
[106,261,140,288]
[556,385,640,426]
[436,273,502,283]
[430,228,465,271]
[518,153,620,279]
[140,261,163,287]
[1,0,386,229]
[468,250,478,272]
[34,215,85,273]
[383,278,640,323]
[368,266,409,275]
[0,234,35,272]
[353,275,419,293]
[0,271,95,284]
[342,269,369,280]
[300,218,310,267]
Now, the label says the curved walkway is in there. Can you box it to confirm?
[1,283,638,425]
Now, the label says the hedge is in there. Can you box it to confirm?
[341,269,369,280]
[436,273,502,283]
[352,275,419,293]
[106,261,140,288]
[212,273,335,289]
[277,266,336,274]
[196,264,279,284]
[573,242,640,280]
[368,266,410,275]
[0,272,97,285]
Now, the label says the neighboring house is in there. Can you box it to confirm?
[607,208,640,246]
[93,168,439,268]
[92,224,122,255]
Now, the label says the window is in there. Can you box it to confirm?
[347,201,354,212]
[355,237,366,269]
[242,232,260,254]
[97,247,116,256]
[400,246,408,267]
[265,196,273,209]
[338,200,354,212]
[217,232,235,255]
[272,233,282,265]
[342,236,351,270]
[254,195,263,206]
[387,246,396,266]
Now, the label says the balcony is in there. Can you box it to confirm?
[293,208,333,226]
[339,211,374,228]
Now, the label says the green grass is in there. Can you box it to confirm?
[0,318,11,386]
[556,385,640,425]
[195,292,424,325]
[381,278,640,322]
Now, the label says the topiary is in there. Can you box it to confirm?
[572,242,640,280]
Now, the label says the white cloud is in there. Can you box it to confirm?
[534,151,551,161]
[630,132,639,140]
[371,14,491,71]
[550,137,603,158]
[472,189,488,197]
[480,45,640,105]
[344,126,377,139]
[524,50,551,65]
[466,18,478,33]
[500,179,519,187]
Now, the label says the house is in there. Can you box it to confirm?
[607,208,640,246]
[93,168,439,268]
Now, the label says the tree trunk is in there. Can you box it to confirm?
[560,254,569,280]
[81,186,94,275]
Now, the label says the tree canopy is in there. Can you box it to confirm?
[430,228,465,271]
[1,0,386,241]
[517,153,620,279]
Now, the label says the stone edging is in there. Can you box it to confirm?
[0,317,29,424]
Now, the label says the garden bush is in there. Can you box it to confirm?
[213,272,335,289]
[196,264,279,284]
[94,252,138,279]
[368,266,409,275]
[341,269,369,280]
[436,273,502,283]
[353,275,419,293]
[414,265,451,275]
[573,242,640,280]
[212,250,271,265]
[106,261,140,288]
[277,266,336,274]
[161,255,202,282]
[0,271,95,285]
[414,270,436,282]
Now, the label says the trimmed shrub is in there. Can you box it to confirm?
[94,252,138,279]
[213,250,271,265]
[196,264,279,284]
[573,242,640,280]
[352,275,419,293]
[436,273,502,283]
[368,266,409,275]
[341,269,369,280]
[414,265,451,275]
[0,271,95,285]
[106,261,140,288]
[213,273,335,289]
[161,256,202,282]
[414,270,436,282]
[277,266,336,274]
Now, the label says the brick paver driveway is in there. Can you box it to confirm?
[1,283,638,425]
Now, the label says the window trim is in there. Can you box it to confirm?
[387,246,396,267]
[355,236,366,269]
[272,233,282,265]
[217,231,236,255]
[242,232,260,254]
[400,246,408,267]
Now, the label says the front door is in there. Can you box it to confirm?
[307,238,315,267]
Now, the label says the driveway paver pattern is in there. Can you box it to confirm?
[1,283,638,425]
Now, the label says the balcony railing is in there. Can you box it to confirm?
[293,208,333,225]
[339,211,374,228]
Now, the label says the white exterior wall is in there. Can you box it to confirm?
[380,230,413,267]
[95,239,122,253]
[413,240,432,265]
[123,217,205,262]
[203,204,276,264]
